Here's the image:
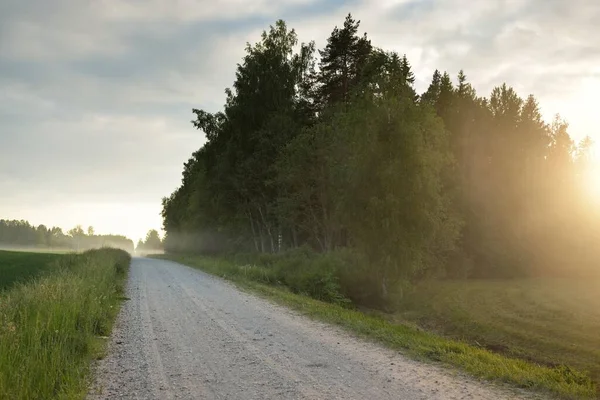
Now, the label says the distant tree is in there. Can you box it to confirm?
[136,239,145,252]
[68,225,85,238]
[68,225,85,251]
[0,220,134,252]
[143,230,162,251]
[35,225,48,247]
[48,226,67,248]
[87,226,95,236]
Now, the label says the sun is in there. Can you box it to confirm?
[583,159,600,203]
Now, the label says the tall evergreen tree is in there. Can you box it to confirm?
[421,69,442,105]
[317,13,372,107]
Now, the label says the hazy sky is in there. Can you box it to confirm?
[1,0,599,242]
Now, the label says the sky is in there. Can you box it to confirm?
[1,0,599,243]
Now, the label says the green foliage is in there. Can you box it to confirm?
[276,89,461,298]
[0,250,64,291]
[340,92,460,287]
[0,248,130,399]
[163,20,316,254]
[161,14,600,285]
[276,252,348,304]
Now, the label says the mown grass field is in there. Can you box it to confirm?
[393,279,600,391]
[0,249,65,291]
[0,248,130,400]
[156,254,597,399]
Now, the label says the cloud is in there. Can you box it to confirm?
[1,0,598,237]
[92,0,319,22]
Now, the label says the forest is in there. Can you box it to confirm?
[161,14,599,303]
[0,219,135,253]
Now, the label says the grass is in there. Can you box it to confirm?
[393,279,600,391]
[0,248,130,400]
[0,247,75,254]
[0,250,65,291]
[156,253,597,400]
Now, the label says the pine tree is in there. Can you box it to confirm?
[317,13,372,107]
[421,69,442,105]
[400,54,415,84]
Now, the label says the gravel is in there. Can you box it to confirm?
[88,257,533,400]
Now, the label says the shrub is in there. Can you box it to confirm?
[223,247,350,305]
[276,253,348,304]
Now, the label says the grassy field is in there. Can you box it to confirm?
[0,250,65,291]
[0,248,130,400]
[393,279,600,391]
[0,247,74,254]
[156,254,596,399]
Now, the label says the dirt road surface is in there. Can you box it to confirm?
[89,257,531,400]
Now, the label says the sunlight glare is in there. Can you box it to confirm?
[584,158,600,203]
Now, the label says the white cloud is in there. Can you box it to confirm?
[1,0,599,236]
[0,0,127,61]
[0,83,57,114]
[93,0,318,22]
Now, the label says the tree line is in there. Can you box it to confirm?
[0,220,135,253]
[161,15,599,294]
[135,229,164,255]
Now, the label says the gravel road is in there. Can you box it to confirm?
[89,257,532,400]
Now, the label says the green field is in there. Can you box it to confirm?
[393,279,600,389]
[158,254,597,399]
[0,248,130,399]
[0,250,65,290]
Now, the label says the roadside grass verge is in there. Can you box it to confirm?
[393,279,600,392]
[0,248,130,400]
[0,250,65,291]
[156,254,596,400]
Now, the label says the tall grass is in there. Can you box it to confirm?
[0,248,130,400]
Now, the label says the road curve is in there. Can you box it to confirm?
[89,257,530,400]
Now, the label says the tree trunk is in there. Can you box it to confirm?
[269,230,275,253]
[292,226,298,248]
[258,223,265,253]
[381,277,389,300]
[277,226,282,253]
[308,204,326,252]
[248,212,260,252]
[257,205,275,253]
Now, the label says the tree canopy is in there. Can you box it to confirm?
[161,15,599,289]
